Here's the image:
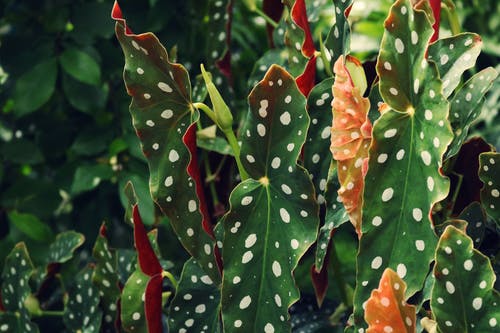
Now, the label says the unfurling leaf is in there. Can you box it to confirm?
[330,55,372,234]
[365,268,416,333]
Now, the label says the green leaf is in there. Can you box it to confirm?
[62,73,108,113]
[478,152,500,224]
[446,68,498,159]
[325,0,353,62]
[431,225,500,332]
[0,312,39,333]
[1,139,44,164]
[459,202,487,247]
[427,33,482,98]
[353,0,453,329]
[59,48,101,86]
[113,5,220,283]
[221,65,319,332]
[12,58,57,117]
[121,270,149,333]
[71,164,113,195]
[197,136,233,156]
[8,212,53,243]
[45,231,85,265]
[119,175,155,226]
[63,266,102,333]
[168,258,221,332]
[248,49,287,90]
[92,224,120,330]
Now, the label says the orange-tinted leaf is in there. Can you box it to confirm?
[365,268,416,333]
[330,55,372,233]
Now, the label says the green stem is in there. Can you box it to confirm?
[330,241,352,307]
[195,119,221,205]
[32,310,64,318]
[442,0,461,36]
[162,270,179,290]
[193,102,217,124]
[448,171,464,217]
[253,7,279,28]
[224,129,249,181]
[318,33,333,77]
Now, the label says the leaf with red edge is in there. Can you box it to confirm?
[365,268,416,333]
[112,1,220,283]
[290,0,315,58]
[330,55,372,234]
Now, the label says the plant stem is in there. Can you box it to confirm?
[31,310,64,318]
[442,0,461,36]
[224,128,250,181]
[193,102,217,124]
[162,270,179,290]
[253,7,279,28]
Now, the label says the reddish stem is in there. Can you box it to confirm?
[429,0,441,43]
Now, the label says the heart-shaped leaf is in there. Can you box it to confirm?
[325,0,353,62]
[112,2,220,283]
[63,266,102,333]
[427,33,482,98]
[365,268,416,333]
[92,224,120,331]
[431,225,500,332]
[221,65,319,332]
[169,258,221,332]
[330,55,372,234]
[479,152,500,223]
[352,0,453,328]
[446,67,498,159]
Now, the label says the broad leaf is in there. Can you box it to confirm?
[431,225,500,332]
[427,33,482,98]
[63,267,102,333]
[112,2,220,283]
[169,258,221,332]
[479,152,500,223]
[365,268,416,333]
[446,67,498,159]
[330,55,372,234]
[353,0,453,328]
[221,65,319,332]
[7,212,53,243]
[59,48,101,86]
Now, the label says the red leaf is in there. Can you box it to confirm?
[145,274,163,333]
[132,205,162,276]
[429,0,441,43]
[291,0,316,57]
[182,124,216,239]
[111,1,133,34]
[296,55,317,97]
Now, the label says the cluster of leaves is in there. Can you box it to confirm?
[1,0,499,332]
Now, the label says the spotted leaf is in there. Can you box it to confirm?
[431,225,500,332]
[221,65,319,332]
[248,49,287,90]
[458,202,487,247]
[427,33,482,98]
[92,224,120,331]
[446,67,498,159]
[352,0,453,329]
[168,258,221,332]
[112,2,220,283]
[63,266,102,333]
[365,268,416,333]
[45,231,85,265]
[330,55,372,234]
[325,0,353,62]
[121,270,149,333]
[479,152,500,223]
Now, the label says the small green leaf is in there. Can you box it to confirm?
[62,73,108,113]
[8,212,53,243]
[169,258,221,332]
[59,48,101,86]
[121,270,149,333]
[12,58,57,117]
[431,225,500,332]
[479,152,500,223]
[71,164,113,195]
[459,202,487,247]
[427,33,482,98]
[197,136,233,156]
[63,267,102,333]
[325,0,353,62]
[45,231,85,265]
[446,67,498,159]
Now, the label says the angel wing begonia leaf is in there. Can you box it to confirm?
[479,152,500,223]
[446,68,498,159]
[168,258,221,333]
[121,270,149,333]
[431,225,500,332]
[427,33,482,98]
[365,268,416,333]
[221,65,319,332]
[353,0,453,328]
[330,55,372,234]
[112,2,220,283]
[325,0,353,62]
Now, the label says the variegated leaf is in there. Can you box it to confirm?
[325,0,353,62]
[365,268,416,333]
[353,0,453,329]
[112,2,220,283]
[330,55,372,234]
[221,65,319,332]
[431,225,500,332]
[479,152,500,223]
